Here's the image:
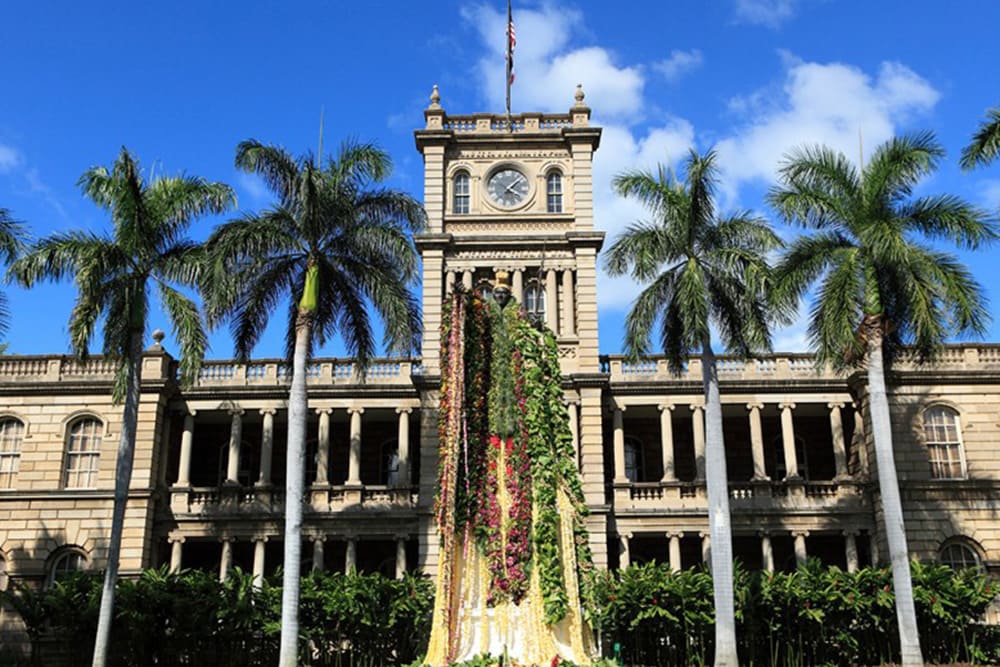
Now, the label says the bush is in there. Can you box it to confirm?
[590,559,1000,666]
[1,567,433,667]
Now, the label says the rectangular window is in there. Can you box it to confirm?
[453,174,470,214]
[0,420,24,489]
[65,419,102,488]
[546,173,563,213]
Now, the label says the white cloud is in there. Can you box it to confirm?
[653,49,704,82]
[733,0,798,28]
[982,179,1000,210]
[237,172,270,205]
[0,144,22,173]
[461,3,644,119]
[715,58,940,201]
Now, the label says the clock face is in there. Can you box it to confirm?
[487,168,529,207]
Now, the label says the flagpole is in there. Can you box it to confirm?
[505,0,513,131]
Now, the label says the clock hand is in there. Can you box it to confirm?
[504,175,526,193]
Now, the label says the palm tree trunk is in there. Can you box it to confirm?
[866,332,923,666]
[701,340,738,667]
[278,312,312,667]
[91,331,144,667]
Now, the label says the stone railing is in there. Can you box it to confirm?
[617,479,867,511]
[599,344,1000,383]
[194,358,420,388]
[170,484,417,515]
[0,356,120,384]
[438,112,576,134]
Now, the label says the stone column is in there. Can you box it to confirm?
[225,408,244,485]
[701,532,711,567]
[870,536,880,566]
[659,404,676,482]
[312,537,325,572]
[315,408,332,484]
[618,533,631,569]
[845,531,859,573]
[462,270,473,290]
[396,407,411,487]
[176,413,195,486]
[692,405,706,481]
[512,269,524,304]
[396,536,408,579]
[445,270,457,296]
[219,539,233,581]
[545,269,558,331]
[829,402,849,479]
[157,410,173,487]
[612,406,628,483]
[347,408,363,485]
[761,533,774,572]
[252,538,266,588]
[793,531,808,565]
[257,408,275,486]
[668,532,682,573]
[169,538,184,573]
[567,400,580,471]
[561,269,575,336]
[345,538,358,573]
[747,402,768,480]
[779,402,800,480]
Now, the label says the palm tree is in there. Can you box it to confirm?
[202,139,425,666]
[604,149,781,667]
[10,149,235,667]
[961,107,1000,169]
[0,208,28,336]
[768,132,996,667]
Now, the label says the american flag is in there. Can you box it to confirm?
[506,1,516,86]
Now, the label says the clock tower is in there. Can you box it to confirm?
[413,85,609,571]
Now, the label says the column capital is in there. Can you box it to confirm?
[259,408,277,416]
[778,402,796,411]
[315,407,334,416]
[746,402,764,411]
[612,403,626,413]
[179,408,198,418]
[791,530,810,538]
[842,528,860,537]
[827,401,846,410]
[690,404,704,413]
[658,403,675,412]
[220,536,236,544]
[756,529,771,538]
[617,532,633,541]
[565,398,580,407]
[167,535,186,544]
[395,407,413,415]
[347,407,365,416]
[227,407,245,417]
[253,536,269,544]
[666,531,683,539]
[308,534,326,544]
[698,531,710,539]
[393,533,411,541]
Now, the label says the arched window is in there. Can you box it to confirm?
[939,540,982,572]
[46,547,87,587]
[453,172,470,214]
[546,171,563,213]
[0,418,25,489]
[475,279,494,301]
[624,436,644,483]
[65,418,102,488]
[923,406,966,479]
[524,281,546,322]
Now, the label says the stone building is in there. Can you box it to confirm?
[1,91,999,630]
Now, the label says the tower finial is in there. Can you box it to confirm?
[429,84,442,109]
[574,84,586,106]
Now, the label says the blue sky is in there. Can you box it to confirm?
[1,1,999,359]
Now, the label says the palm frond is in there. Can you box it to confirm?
[862,131,942,204]
[0,209,29,265]
[897,194,999,249]
[235,140,301,205]
[960,107,1000,170]
[157,282,209,385]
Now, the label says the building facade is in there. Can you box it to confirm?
[2,91,999,625]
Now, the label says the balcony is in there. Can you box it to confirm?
[169,484,418,516]
[614,479,869,513]
[193,358,420,388]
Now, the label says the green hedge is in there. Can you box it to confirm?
[2,561,997,666]
[1,567,433,667]
[590,559,1000,666]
